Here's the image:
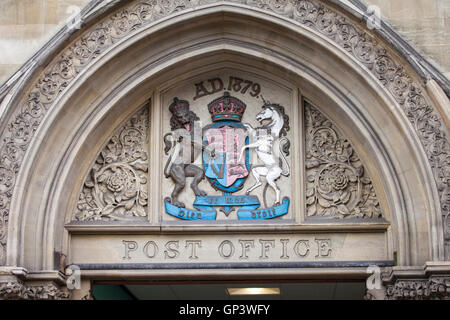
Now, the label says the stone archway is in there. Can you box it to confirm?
[0,0,448,300]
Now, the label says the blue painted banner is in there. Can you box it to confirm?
[237,197,290,220]
[194,195,260,217]
[165,196,289,221]
[164,200,216,221]
[194,195,259,207]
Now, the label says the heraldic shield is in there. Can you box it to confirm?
[163,92,290,221]
[203,93,250,193]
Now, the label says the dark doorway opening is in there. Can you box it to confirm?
[92,280,366,300]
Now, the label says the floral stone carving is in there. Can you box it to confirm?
[73,107,149,221]
[0,282,70,300]
[305,102,382,219]
[385,277,450,300]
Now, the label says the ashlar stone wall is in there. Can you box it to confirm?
[363,0,450,79]
[0,0,90,85]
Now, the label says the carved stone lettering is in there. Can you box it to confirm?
[315,238,332,257]
[122,240,138,260]
[239,240,255,259]
[185,240,202,259]
[193,81,210,100]
[108,237,343,262]
[164,241,180,259]
[143,241,158,258]
[294,240,310,257]
[208,78,224,95]
[218,240,235,259]
[259,239,276,259]
[280,239,290,259]
[194,76,262,100]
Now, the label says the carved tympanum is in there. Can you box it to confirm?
[73,107,149,221]
[0,0,448,262]
[305,102,382,219]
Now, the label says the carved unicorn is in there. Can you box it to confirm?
[239,100,290,207]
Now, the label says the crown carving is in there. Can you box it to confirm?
[207,92,246,122]
[169,97,190,113]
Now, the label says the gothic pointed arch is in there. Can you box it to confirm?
[0,0,448,300]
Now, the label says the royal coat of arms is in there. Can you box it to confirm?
[163,92,290,220]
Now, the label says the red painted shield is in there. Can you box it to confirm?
[203,124,249,189]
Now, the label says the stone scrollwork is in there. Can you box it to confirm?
[0,282,70,300]
[385,277,450,300]
[73,107,149,221]
[305,102,382,219]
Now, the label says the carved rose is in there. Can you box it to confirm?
[317,164,357,198]
[326,166,349,191]
[96,164,138,205]
[305,104,381,219]
[74,108,148,221]
[105,167,133,193]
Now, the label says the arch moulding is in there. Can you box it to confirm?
[0,0,449,300]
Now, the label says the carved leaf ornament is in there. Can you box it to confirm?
[305,102,382,219]
[74,108,149,221]
[0,282,70,300]
[385,278,450,300]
